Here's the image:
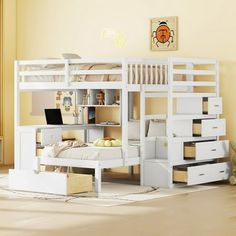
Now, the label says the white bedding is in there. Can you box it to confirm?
[22,64,121,82]
[21,63,183,84]
[56,144,140,160]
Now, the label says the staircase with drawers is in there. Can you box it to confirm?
[141,58,230,188]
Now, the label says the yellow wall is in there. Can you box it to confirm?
[2,0,16,165]
[11,0,236,170]
[17,0,236,143]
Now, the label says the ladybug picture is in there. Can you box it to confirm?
[151,16,177,51]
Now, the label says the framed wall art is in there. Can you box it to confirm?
[55,91,76,114]
[151,16,178,51]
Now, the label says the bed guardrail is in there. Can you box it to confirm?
[16,58,171,86]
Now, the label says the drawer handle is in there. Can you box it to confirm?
[212,126,218,129]
[199,173,205,176]
[211,149,217,152]
[214,105,219,107]
[219,170,225,173]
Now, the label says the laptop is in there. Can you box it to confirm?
[44,108,64,125]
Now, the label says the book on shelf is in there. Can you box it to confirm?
[82,107,96,124]
[88,107,96,124]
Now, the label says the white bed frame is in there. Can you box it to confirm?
[10,57,229,195]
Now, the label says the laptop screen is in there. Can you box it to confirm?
[44,109,63,125]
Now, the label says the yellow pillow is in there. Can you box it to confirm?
[93,138,121,147]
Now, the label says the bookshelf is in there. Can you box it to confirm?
[76,89,121,126]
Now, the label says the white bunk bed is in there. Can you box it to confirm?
[10,57,230,195]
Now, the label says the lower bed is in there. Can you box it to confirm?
[38,143,140,194]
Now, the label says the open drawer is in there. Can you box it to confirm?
[193,119,226,137]
[173,162,230,185]
[203,97,222,115]
[184,140,229,160]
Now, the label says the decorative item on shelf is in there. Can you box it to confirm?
[229,141,236,185]
[96,90,105,105]
[99,121,119,125]
[113,95,120,105]
[73,110,79,124]
[78,107,84,124]
[82,94,88,105]
[87,93,91,105]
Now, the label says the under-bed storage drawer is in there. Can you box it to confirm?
[173,162,230,185]
[184,140,229,160]
[203,97,222,114]
[9,170,93,195]
[193,119,226,137]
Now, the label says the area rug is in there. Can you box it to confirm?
[0,173,218,207]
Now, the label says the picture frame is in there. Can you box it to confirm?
[151,16,178,51]
[55,91,76,114]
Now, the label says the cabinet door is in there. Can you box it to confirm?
[15,129,36,170]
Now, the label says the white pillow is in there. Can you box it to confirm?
[147,120,166,137]
[62,53,81,59]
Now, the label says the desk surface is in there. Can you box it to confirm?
[17,124,102,130]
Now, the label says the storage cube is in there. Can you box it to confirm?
[9,170,93,195]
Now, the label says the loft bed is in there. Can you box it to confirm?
[11,57,220,195]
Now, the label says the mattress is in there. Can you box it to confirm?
[57,144,140,160]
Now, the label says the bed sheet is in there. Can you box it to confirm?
[57,144,140,160]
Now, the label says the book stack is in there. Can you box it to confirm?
[81,107,96,124]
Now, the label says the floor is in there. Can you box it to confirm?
[1,168,236,236]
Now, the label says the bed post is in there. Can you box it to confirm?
[14,61,20,169]
[94,163,101,195]
[122,59,129,171]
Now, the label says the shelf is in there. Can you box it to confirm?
[170,159,217,167]
[96,124,121,127]
[77,105,120,108]
[173,69,216,76]
[172,81,217,87]
[144,114,217,120]
[173,93,217,98]
[145,114,167,120]
[173,136,216,142]
[144,158,168,164]
[172,114,217,120]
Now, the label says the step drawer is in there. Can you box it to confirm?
[193,119,226,137]
[203,97,222,114]
[173,162,230,185]
[184,140,229,160]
